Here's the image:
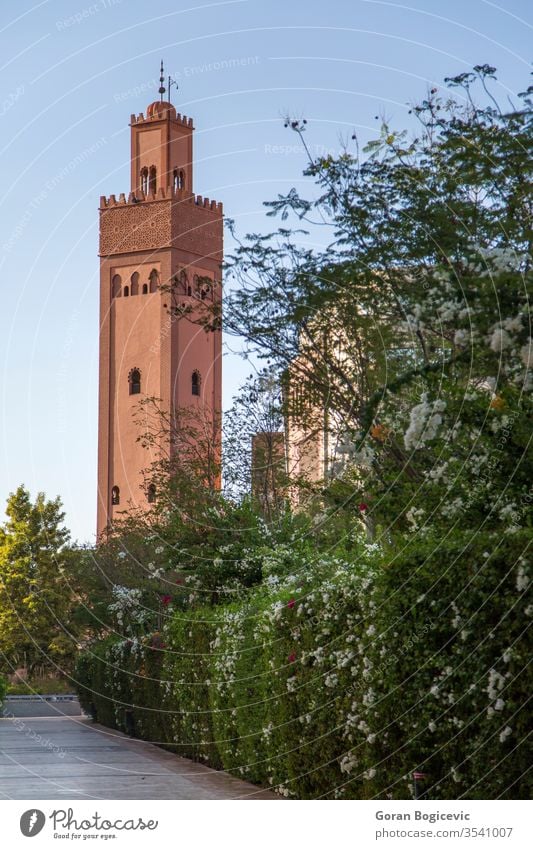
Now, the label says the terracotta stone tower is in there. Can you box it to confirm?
[97,83,223,538]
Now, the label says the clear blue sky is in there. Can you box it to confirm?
[0,0,530,543]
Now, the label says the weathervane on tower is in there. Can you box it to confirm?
[159,59,177,104]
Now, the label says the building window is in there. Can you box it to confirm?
[149,269,159,293]
[149,165,157,193]
[111,486,120,505]
[142,283,148,294]
[147,483,156,503]
[112,274,121,298]
[173,169,185,190]
[129,368,141,395]
[123,285,129,297]
[130,271,139,296]
[140,167,148,195]
[191,370,201,396]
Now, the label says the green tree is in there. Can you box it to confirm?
[213,66,532,535]
[0,486,73,674]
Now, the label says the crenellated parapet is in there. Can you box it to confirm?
[130,110,193,128]
[99,189,222,213]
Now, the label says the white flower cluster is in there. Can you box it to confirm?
[276,784,293,798]
[363,767,377,780]
[475,246,527,274]
[485,315,532,389]
[286,676,297,693]
[520,339,532,369]
[352,444,375,469]
[450,601,461,630]
[405,506,426,531]
[108,585,147,630]
[339,751,357,774]
[499,726,512,743]
[486,667,509,718]
[440,497,464,518]
[487,668,505,701]
[426,461,450,483]
[404,394,446,451]
[488,327,513,353]
[516,563,530,593]
[454,328,472,348]
[262,722,274,740]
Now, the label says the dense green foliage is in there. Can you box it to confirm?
[0,486,74,675]
[76,529,531,799]
[221,66,533,540]
[0,674,7,707]
[6,676,74,696]
[359,530,531,799]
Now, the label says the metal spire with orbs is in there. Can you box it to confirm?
[159,59,178,104]
[159,60,166,102]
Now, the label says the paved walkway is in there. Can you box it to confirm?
[2,695,82,718]
[0,711,277,800]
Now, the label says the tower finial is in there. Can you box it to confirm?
[168,72,178,105]
[159,60,165,103]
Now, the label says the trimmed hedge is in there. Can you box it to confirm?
[75,530,531,799]
[359,529,532,800]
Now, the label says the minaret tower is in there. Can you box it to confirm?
[97,64,223,537]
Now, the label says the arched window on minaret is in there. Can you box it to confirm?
[191,370,201,396]
[111,486,120,505]
[129,368,141,395]
[142,283,148,295]
[149,166,157,194]
[140,167,148,195]
[147,483,156,503]
[123,285,129,297]
[149,269,159,293]
[112,274,122,298]
[179,270,188,294]
[130,272,139,296]
[173,169,185,190]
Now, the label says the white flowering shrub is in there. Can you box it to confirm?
[76,527,530,799]
[358,529,531,800]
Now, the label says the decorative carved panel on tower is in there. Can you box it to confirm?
[99,201,171,256]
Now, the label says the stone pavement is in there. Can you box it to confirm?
[0,713,278,800]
